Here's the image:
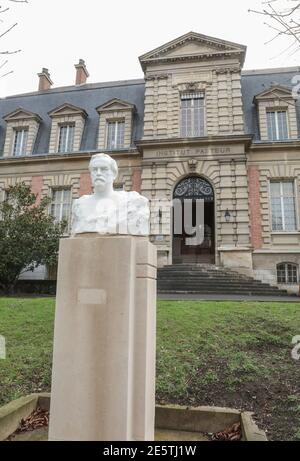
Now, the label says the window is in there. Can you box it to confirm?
[50,189,72,229]
[114,184,124,191]
[58,124,75,153]
[277,263,298,284]
[270,181,297,231]
[106,121,125,149]
[267,110,289,140]
[180,92,205,137]
[12,128,28,156]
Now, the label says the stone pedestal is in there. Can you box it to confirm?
[48,235,157,441]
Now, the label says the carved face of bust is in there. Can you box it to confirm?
[89,156,115,192]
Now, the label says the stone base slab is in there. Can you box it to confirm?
[0,394,267,441]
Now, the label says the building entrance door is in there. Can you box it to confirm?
[172,176,215,264]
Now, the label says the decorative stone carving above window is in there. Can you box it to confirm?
[96,99,135,150]
[3,108,42,157]
[48,103,88,154]
[254,85,298,141]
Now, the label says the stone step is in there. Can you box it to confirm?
[157,264,291,296]
[158,273,266,282]
[157,285,286,293]
[158,268,251,276]
[158,290,290,296]
[158,273,267,279]
[157,284,281,292]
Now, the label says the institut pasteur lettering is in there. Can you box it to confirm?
[1,31,300,293]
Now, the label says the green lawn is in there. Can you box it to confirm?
[0,298,300,440]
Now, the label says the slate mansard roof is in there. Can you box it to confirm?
[0,79,146,156]
[241,67,300,140]
[0,66,300,156]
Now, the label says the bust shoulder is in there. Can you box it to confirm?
[76,195,91,203]
[73,195,91,208]
[126,191,148,204]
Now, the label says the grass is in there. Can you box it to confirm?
[0,298,300,440]
[0,298,54,402]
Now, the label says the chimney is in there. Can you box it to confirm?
[38,68,53,91]
[75,59,89,85]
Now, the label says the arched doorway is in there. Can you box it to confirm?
[172,176,215,264]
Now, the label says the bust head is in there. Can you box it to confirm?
[72,153,149,236]
[89,154,118,193]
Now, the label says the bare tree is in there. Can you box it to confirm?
[249,0,300,56]
[0,0,28,78]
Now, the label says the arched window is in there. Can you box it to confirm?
[277,263,299,284]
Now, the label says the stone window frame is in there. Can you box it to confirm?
[50,186,73,234]
[277,262,299,284]
[41,173,81,237]
[48,103,88,154]
[268,178,299,233]
[254,85,298,141]
[3,108,42,158]
[96,99,136,151]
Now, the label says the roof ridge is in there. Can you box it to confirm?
[242,66,300,76]
[1,78,145,100]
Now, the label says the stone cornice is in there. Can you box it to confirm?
[214,66,241,74]
[250,140,300,150]
[136,135,253,151]
[141,51,244,71]
[0,149,141,166]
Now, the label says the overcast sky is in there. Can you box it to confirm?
[0,0,299,97]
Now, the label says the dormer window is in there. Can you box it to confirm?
[48,103,87,154]
[58,124,75,153]
[3,108,41,158]
[13,128,29,156]
[266,110,289,140]
[254,85,298,141]
[106,120,125,150]
[180,92,205,137]
[96,99,135,150]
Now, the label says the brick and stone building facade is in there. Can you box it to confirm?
[0,32,300,293]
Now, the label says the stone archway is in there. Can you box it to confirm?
[172,176,215,264]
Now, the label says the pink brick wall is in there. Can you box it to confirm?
[79,173,92,196]
[248,166,263,249]
[132,168,142,193]
[31,176,43,206]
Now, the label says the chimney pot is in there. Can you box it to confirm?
[38,68,53,91]
[75,59,89,85]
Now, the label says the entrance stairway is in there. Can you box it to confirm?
[157,264,291,297]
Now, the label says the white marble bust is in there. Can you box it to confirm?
[71,154,150,236]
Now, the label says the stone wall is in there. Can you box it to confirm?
[143,68,244,140]
[140,144,251,267]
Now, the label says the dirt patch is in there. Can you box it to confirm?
[157,351,300,441]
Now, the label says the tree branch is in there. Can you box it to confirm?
[249,0,300,55]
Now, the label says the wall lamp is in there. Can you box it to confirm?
[225,209,231,223]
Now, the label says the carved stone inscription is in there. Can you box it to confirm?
[152,147,232,158]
